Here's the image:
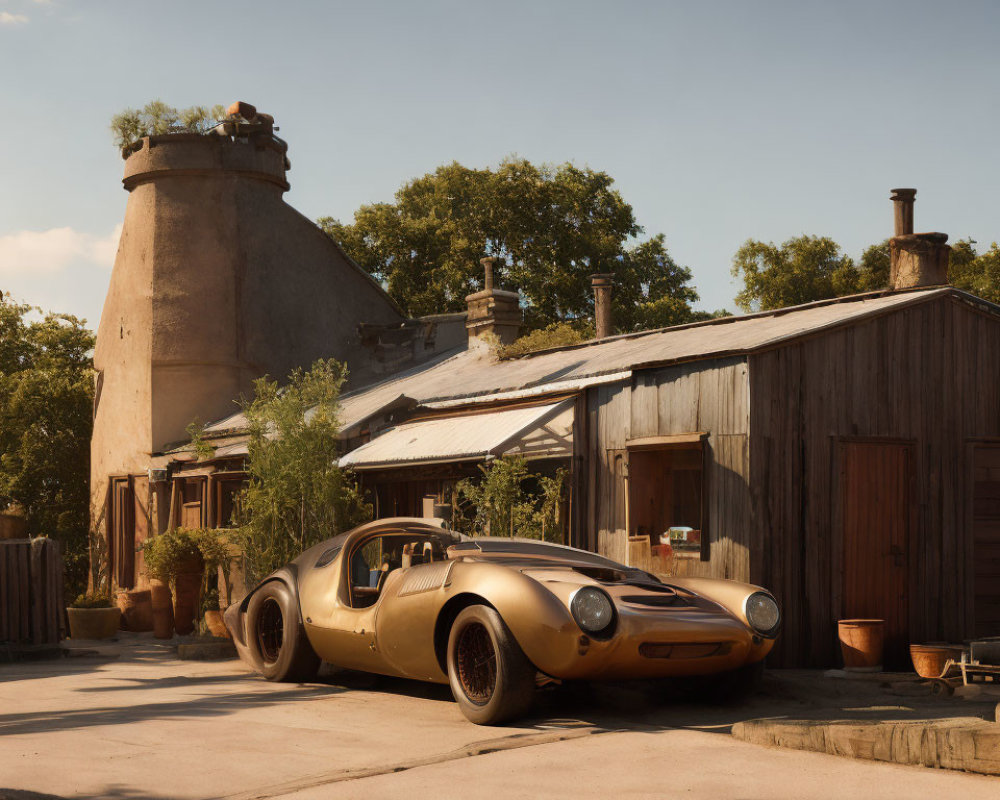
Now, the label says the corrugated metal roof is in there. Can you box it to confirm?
[339,400,573,469]
[192,287,985,445]
[331,287,963,415]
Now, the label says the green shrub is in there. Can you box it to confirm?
[142,529,203,583]
[71,592,113,609]
[455,456,567,543]
[496,321,593,360]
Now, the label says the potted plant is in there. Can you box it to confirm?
[141,528,204,636]
[67,591,121,639]
[66,531,120,639]
[142,535,175,639]
[194,528,234,639]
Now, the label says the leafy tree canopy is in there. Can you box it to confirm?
[732,235,893,313]
[732,234,1000,312]
[233,358,371,584]
[320,159,711,333]
[948,238,1000,303]
[0,293,94,597]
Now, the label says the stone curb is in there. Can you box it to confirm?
[732,716,1000,776]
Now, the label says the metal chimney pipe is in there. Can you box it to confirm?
[891,188,916,236]
[480,257,495,292]
[590,273,614,339]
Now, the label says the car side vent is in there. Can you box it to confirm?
[314,545,342,568]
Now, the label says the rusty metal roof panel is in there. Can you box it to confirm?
[336,288,957,410]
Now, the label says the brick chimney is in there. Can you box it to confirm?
[888,188,950,290]
[590,273,614,339]
[465,257,522,348]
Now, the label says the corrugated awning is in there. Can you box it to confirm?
[339,399,574,470]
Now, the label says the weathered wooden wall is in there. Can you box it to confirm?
[0,538,64,647]
[584,357,752,581]
[750,295,1000,666]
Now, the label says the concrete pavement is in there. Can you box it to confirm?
[1,642,998,799]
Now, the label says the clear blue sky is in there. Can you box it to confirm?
[1,0,998,328]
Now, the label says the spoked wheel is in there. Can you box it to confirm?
[256,598,284,664]
[246,581,320,682]
[455,621,498,705]
[447,605,535,725]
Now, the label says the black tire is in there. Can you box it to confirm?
[245,581,320,682]
[446,605,536,725]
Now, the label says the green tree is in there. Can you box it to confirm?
[0,294,94,598]
[234,359,371,584]
[948,238,1000,303]
[320,159,705,333]
[732,236,862,313]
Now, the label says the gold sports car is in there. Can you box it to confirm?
[225,517,780,725]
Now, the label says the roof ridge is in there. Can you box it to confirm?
[512,286,955,361]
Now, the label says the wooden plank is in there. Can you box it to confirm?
[18,542,29,642]
[0,545,8,642]
[29,539,42,645]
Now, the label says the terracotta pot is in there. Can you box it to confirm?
[910,643,965,679]
[116,589,153,632]
[204,610,230,639]
[149,578,174,639]
[838,619,885,671]
[173,572,202,635]
[66,607,121,640]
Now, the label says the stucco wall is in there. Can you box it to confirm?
[91,131,405,528]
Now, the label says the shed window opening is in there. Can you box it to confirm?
[627,443,704,558]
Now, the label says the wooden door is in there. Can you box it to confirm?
[841,441,913,667]
[972,445,1000,637]
[110,477,135,589]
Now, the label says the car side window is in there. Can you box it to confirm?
[348,533,448,608]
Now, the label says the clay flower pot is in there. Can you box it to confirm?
[204,610,230,639]
[66,607,121,640]
[173,572,202,635]
[838,619,885,671]
[116,589,153,632]
[149,578,175,639]
[910,643,965,679]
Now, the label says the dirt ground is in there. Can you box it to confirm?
[1,639,998,800]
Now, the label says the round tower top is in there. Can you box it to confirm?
[122,128,290,193]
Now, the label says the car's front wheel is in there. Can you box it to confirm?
[446,605,535,725]
[245,581,320,682]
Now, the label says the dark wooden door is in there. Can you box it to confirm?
[841,441,913,667]
[972,445,1000,637]
[110,477,135,589]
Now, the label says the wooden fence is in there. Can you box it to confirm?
[0,538,64,646]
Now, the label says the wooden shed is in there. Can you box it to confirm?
[309,285,1000,667]
[144,283,1000,668]
[572,286,1000,666]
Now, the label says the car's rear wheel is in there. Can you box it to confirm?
[447,605,535,725]
[245,581,320,682]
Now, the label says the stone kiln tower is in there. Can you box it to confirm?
[91,105,404,542]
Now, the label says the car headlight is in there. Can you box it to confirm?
[571,587,616,637]
[745,592,780,637]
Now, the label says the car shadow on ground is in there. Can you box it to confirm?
[0,682,343,737]
[315,667,998,735]
[1,787,179,800]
